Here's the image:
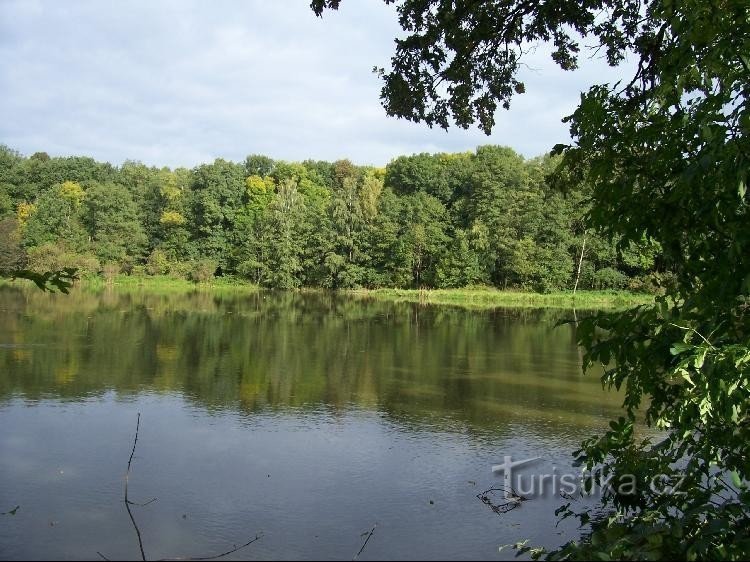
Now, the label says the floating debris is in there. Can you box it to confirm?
[476,486,528,515]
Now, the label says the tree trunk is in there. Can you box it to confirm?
[573,233,587,297]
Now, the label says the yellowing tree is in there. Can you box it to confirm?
[159,210,187,227]
[58,181,85,207]
[16,201,36,228]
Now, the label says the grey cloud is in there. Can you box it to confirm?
[0,0,632,169]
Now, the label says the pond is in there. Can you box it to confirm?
[0,287,625,560]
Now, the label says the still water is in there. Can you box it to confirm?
[0,287,625,560]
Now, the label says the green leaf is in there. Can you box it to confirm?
[670,342,692,356]
[694,349,708,369]
[731,471,743,489]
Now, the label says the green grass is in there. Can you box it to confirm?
[1,274,260,294]
[2,275,653,308]
[85,274,260,294]
[348,286,653,309]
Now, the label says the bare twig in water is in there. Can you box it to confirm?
[125,412,148,561]
[476,486,528,515]
[97,413,262,561]
[1,505,20,516]
[126,497,158,507]
[158,533,264,561]
[353,523,377,560]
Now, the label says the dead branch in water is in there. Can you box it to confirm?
[125,413,147,561]
[353,523,377,560]
[127,497,158,507]
[476,486,528,515]
[98,413,262,561]
[158,533,263,561]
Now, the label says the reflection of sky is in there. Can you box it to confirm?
[0,393,593,560]
[1,0,634,168]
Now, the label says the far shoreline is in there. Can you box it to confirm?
[1,275,654,309]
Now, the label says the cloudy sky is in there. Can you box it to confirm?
[0,0,632,168]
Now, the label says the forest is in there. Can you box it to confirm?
[0,144,662,292]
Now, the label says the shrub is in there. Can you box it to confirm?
[130,265,146,278]
[26,243,62,273]
[592,267,628,290]
[102,262,119,282]
[167,261,192,280]
[26,242,100,276]
[73,255,101,277]
[146,249,170,276]
[0,217,27,273]
[188,259,217,283]
[627,271,675,295]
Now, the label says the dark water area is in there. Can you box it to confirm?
[0,287,625,560]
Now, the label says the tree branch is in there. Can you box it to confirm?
[125,413,147,561]
[353,524,377,560]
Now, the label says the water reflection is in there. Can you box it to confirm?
[0,286,623,560]
[0,287,619,431]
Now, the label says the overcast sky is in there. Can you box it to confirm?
[0,0,632,168]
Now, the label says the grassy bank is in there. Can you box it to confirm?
[1,274,260,294]
[84,275,261,294]
[349,287,653,309]
[2,275,652,308]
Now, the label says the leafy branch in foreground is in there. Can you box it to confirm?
[313,0,749,559]
[9,268,78,293]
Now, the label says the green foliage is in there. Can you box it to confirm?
[190,159,247,268]
[435,230,484,288]
[10,268,78,293]
[23,183,88,251]
[0,217,26,273]
[83,182,146,263]
[0,184,15,218]
[1,144,659,293]
[591,267,629,290]
[314,0,749,559]
[188,259,218,283]
[322,175,366,288]
[385,151,471,205]
[244,154,275,177]
[550,1,749,557]
[26,242,100,276]
[264,179,306,289]
[146,248,170,276]
[101,262,119,282]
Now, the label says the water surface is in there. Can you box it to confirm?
[0,287,624,560]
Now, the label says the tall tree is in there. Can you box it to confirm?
[244,154,275,178]
[23,182,88,252]
[190,159,247,269]
[83,182,146,265]
[265,179,306,289]
[234,175,276,284]
[323,176,366,288]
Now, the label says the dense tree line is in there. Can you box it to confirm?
[0,144,661,291]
